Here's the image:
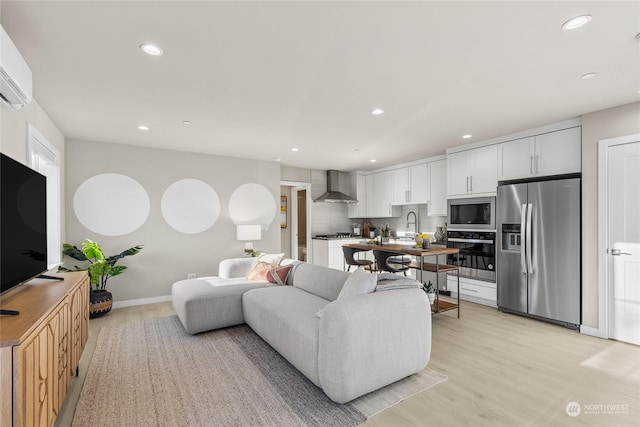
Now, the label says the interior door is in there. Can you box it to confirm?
[607,141,640,345]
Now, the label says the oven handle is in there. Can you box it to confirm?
[447,238,494,244]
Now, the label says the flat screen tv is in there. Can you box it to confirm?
[1,152,48,294]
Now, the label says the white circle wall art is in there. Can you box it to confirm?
[229,183,276,226]
[161,179,221,234]
[73,173,150,236]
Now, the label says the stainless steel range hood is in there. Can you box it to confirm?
[314,170,357,203]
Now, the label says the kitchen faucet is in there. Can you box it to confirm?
[406,211,418,236]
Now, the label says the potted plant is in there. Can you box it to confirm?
[369,224,377,238]
[423,280,436,305]
[58,239,143,318]
[380,223,391,244]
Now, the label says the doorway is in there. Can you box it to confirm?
[598,134,640,345]
[281,181,311,262]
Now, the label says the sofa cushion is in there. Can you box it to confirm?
[242,286,328,387]
[337,268,377,299]
[266,264,293,285]
[247,261,278,281]
[257,252,285,265]
[289,263,349,301]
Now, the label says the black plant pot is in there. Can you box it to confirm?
[89,290,113,318]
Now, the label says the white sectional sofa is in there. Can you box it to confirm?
[171,257,432,404]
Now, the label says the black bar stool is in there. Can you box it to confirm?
[343,246,374,272]
[373,250,410,276]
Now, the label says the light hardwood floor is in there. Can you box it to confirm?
[56,300,639,426]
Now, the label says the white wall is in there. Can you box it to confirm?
[0,99,66,254]
[581,101,640,328]
[65,139,281,303]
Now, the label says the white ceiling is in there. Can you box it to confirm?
[1,1,639,171]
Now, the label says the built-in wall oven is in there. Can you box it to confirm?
[446,230,496,282]
[446,196,496,282]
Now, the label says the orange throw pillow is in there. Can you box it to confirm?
[247,261,277,282]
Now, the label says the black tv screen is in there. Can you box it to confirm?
[1,152,48,294]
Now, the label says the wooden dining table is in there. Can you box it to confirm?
[342,242,461,317]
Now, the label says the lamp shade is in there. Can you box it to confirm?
[237,224,261,241]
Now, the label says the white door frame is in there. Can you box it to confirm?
[280,181,312,261]
[597,133,640,338]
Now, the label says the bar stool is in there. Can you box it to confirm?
[342,246,374,272]
[373,250,410,276]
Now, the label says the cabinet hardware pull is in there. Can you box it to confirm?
[530,156,534,174]
[470,176,473,192]
[466,176,469,192]
[462,287,478,293]
[535,155,539,174]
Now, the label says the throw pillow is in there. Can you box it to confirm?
[337,267,377,299]
[257,252,285,266]
[266,265,293,286]
[247,261,277,282]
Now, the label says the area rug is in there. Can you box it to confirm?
[72,316,447,427]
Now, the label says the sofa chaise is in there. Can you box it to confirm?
[171,257,431,403]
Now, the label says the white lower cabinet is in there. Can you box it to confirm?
[312,239,372,271]
[447,276,496,307]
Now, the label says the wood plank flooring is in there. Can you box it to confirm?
[56,300,639,426]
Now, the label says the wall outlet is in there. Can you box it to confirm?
[187,273,196,279]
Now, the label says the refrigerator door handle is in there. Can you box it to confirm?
[526,203,534,274]
[521,204,527,273]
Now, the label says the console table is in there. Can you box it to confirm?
[342,243,460,317]
[0,272,89,427]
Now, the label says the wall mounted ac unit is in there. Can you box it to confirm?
[0,25,32,109]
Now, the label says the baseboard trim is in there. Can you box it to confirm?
[112,295,172,309]
[579,325,602,338]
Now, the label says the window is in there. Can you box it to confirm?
[27,123,61,268]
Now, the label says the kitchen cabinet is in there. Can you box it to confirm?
[368,171,400,218]
[447,145,497,197]
[428,159,447,216]
[348,173,367,218]
[312,238,372,271]
[391,163,429,205]
[497,127,581,181]
[447,275,496,307]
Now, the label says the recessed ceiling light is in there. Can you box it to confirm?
[291,147,299,152]
[371,109,384,116]
[370,159,377,163]
[462,134,472,139]
[581,72,597,79]
[562,15,592,30]
[272,157,281,162]
[182,120,192,125]
[137,125,149,131]
[140,43,163,56]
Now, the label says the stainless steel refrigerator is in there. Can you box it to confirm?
[497,178,581,328]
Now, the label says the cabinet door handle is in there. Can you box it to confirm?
[462,287,478,293]
[466,176,469,192]
[535,155,539,174]
[469,176,473,192]
[530,156,534,174]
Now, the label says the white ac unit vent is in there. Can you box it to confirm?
[0,25,33,109]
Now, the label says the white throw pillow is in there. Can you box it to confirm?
[337,267,377,300]
[257,252,285,266]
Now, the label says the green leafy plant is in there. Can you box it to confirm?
[381,223,391,237]
[58,239,143,292]
[422,280,436,295]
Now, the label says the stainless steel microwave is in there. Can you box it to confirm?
[447,197,496,231]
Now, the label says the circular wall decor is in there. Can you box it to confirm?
[161,179,220,234]
[229,183,276,226]
[73,173,150,236]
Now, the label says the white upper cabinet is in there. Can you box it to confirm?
[428,159,447,216]
[391,163,429,205]
[348,173,367,218]
[365,171,401,218]
[497,127,581,181]
[447,145,498,197]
